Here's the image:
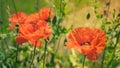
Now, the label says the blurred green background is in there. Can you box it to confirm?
[0,0,120,33]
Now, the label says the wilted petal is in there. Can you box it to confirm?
[16,36,28,45]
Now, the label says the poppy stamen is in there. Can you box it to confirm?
[80,42,91,46]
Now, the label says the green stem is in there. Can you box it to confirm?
[100,48,106,68]
[107,31,120,66]
[12,0,19,64]
[35,0,39,12]
[43,41,47,68]
[30,42,37,68]
[0,0,4,25]
[82,55,86,68]
[114,23,120,30]
[106,0,111,21]
[11,0,17,14]
[15,43,19,68]
[55,36,61,54]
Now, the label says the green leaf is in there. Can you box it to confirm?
[52,16,57,24]
[105,22,111,24]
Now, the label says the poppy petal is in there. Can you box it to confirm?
[16,36,28,45]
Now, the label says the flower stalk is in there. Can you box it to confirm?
[107,31,120,67]
[43,41,48,68]
[30,41,37,68]
[82,55,86,68]
[101,48,106,68]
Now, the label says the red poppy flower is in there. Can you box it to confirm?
[24,13,39,24]
[39,8,54,20]
[8,12,27,30]
[65,27,106,60]
[16,20,53,47]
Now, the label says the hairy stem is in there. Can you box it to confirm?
[82,55,86,68]
[43,41,47,68]
[101,48,106,68]
[30,42,37,68]
[107,31,120,67]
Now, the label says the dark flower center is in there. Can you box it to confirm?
[80,42,91,46]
